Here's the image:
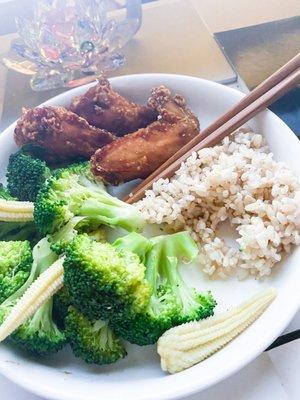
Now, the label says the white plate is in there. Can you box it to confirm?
[0,74,299,400]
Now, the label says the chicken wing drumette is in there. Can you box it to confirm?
[91,86,200,185]
[70,77,157,136]
[14,106,116,164]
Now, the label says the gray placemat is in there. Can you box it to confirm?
[215,16,300,135]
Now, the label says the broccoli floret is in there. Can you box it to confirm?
[150,232,216,324]
[0,240,33,304]
[53,227,108,327]
[34,162,145,236]
[12,298,66,356]
[64,232,216,346]
[6,151,51,202]
[0,238,66,356]
[111,232,216,345]
[0,184,16,200]
[65,306,126,365]
[53,286,72,329]
[64,234,151,321]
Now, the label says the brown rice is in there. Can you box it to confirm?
[136,129,300,279]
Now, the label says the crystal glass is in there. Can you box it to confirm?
[2,0,142,91]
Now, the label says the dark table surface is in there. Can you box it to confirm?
[215,16,300,135]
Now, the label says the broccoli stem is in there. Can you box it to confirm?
[164,260,200,314]
[144,249,159,295]
[29,298,59,336]
[65,305,126,364]
[31,299,51,327]
[32,237,57,274]
[79,197,145,232]
[34,162,146,236]
[92,320,114,350]
[50,216,86,253]
[113,232,152,264]
[147,232,201,314]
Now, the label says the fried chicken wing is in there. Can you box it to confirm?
[91,86,200,185]
[14,106,116,164]
[70,77,157,136]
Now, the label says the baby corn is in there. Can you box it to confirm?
[0,258,64,342]
[157,287,276,374]
[0,199,34,222]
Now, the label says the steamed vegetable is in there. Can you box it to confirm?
[12,295,65,356]
[0,218,109,342]
[65,306,126,365]
[0,238,66,355]
[34,162,146,236]
[0,240,32,304]
[0,257,64,343]
[64,234,151,322]
[0,198,34,222]
[157,288,276,373]
[0,191,38,243]
[6,151,51,202]
[64,232,216,345]
[110,232,216,345]
[0,238,127,364]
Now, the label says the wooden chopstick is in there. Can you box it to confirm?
[125,55,300,204]
[196,53,300,142]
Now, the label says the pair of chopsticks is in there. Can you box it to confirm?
[125,53,300,204]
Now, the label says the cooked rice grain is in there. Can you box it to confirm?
[136,130,300,278]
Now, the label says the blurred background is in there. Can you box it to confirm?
[0,0,299,134]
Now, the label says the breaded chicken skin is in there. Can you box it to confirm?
[14,106,116,164]
[70,77,157,136]
[91,86,200,185]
